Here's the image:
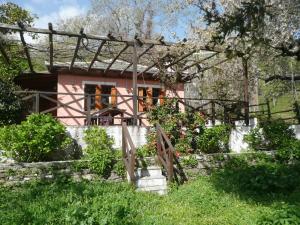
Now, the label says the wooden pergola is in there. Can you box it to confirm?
[0,22,248,125]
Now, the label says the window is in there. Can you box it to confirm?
[138,87,165,112]
[84,84,117,111]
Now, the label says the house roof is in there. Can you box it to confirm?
[46,59,159,74]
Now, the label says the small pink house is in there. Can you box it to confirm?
[48,60,185,126]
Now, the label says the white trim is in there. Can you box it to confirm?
[137,83,162,89]
[82,81,116,87]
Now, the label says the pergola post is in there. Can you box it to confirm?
[243,57,250,126]
[132,41,138,125]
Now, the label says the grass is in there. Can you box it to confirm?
[1,173,299,225]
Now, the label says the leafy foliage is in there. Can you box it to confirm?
[258,205,300,225]
[0,2,36,26]
[244,119,295,150]
[84,127,116,178]
[196,125,231,154]
[0,79,23,125]
[0,174,299,225]
[147,98,232,154]
[180,155,198,168]
[213,155,300,193]
[0,114,72,162]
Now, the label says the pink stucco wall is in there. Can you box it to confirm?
[57,74,184,126]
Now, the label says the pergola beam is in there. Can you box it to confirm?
[18,22,34,73]
[182,52,219,71]
[104,44,129,73]
[138,53,169,76]
[88,40,106,71]
[48,23,54,72]
[121,44,154,75]
[70,28,84,70]
[0,23,173,46]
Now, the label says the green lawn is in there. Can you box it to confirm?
[1,174,299,225]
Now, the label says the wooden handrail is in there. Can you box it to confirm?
[122,122,136,183]
[156,123,175,182]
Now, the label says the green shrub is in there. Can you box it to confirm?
[262,119,295,149]
[244,119,296,151]
[175,138,192,154]
[181,155,198,168]
[196,125,231,154]
[243,127,265,150]
[0,80,23,126]
[258,205,300,225]
[275,139,300,162]
[215,156,300,193]
[0,114,72,162]
[84,127,116,178]
[113,150,126,178]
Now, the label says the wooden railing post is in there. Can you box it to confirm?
[122,122,136,184]
[156,123,174,182]
[211,100,216,126]
[86,94,91,126]
[266,99,271,120]
[294,101,300,124]
[35,92,40,113]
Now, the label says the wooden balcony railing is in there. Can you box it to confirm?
[14,90,272,126]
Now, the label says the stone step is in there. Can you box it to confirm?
[137,187,167,195]
[137,185,167,191]
[135,166,163,178]
[136,177,167,188]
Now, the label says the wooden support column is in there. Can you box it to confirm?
[132,42,138,125]
[243,57,250,126]
[48,23,54,72]
[18,22,34,73]
[211,100,216,126]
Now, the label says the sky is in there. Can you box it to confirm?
[0,0,194,41]
[1,0,90,28]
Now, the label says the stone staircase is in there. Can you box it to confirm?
[134,166,168,195]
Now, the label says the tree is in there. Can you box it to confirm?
[0,2,36,125]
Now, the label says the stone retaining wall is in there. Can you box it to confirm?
[0,152,275,186]
[0,160,123,186]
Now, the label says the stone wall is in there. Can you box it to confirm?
[0,160,123,186]
[66,126,148,150]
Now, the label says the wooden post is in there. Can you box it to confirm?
[211,100,216,126]
[35,92,40,113]
[132,42,138,125]
[266,99,271,120]
[243,58,250,126]
[48,23,54,72]
[86,94,91,126]
[294,101,300,124]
